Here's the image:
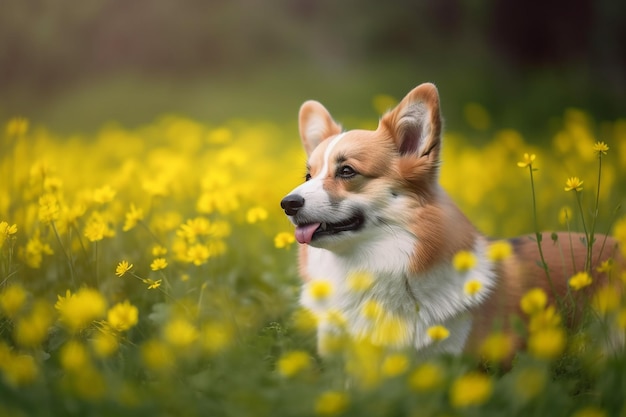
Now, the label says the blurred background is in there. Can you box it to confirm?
[1,0,625,135]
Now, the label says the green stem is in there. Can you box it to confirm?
[597,203,622,262]
[528,165,559,304]
[574,191,590,270]
[139,220,164,247]
[566,216,577,273]
[587,154,602,272]
[51,221,76,286]
[94,241,99,287]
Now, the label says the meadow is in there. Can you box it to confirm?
[1,97,626,417]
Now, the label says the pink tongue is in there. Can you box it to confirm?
[295,223,321,244]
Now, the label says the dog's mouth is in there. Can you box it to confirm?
[295,212,365,244]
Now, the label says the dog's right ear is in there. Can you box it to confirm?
[380,83,442,161]
[298,100,342,156]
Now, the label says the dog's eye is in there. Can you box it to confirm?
[337,165,357,179]
[305,173,312,181]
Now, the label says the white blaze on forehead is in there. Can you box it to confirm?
[314,133,346,180]
[284,132,347,216]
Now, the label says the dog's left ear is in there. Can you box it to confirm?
[380,83,442,160]
[299,100,343,157]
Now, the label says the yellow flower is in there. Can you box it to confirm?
[517,153,536,168]
[21,233,54,269]
[144,278,162,290]
[54,289,72,311]
[315,391,349,416]
[13,300,53,348]
[141,339,174,372]
[558,206,573,225]
[318,332,347,356]
[60,339,90,371]
[163,317,198,348]
[177,217,212,242]
[274,231,295,249]
[122,203,144,231]
[529,305,562,332]
[115,260,133,277]
[308,280,333,301]
[407,362,444,392]
[0,283,28,317]
[361,299,384,320]
[450,372,493,408]
[520,288,547,315]
[368,314,412,347]
[564,176,584,192]
[91,330,119,358]
[464,279,482,297]
[569,271,592,291]
[92,185,116,204]
[276,350,312,378]
[38,193,60,224]
[6,117,29,136]
[596,259,613,274]
[487,240,512,262]
[84,212,115,242]
[1,353,38,387]
[592,141,609,155]
[452,250,477,272]
[151,245,168,257]
[427,325,450,342]
[527,327,566,360]
[480,332,513,363]
[381,353,409,378]
[347,271,374,292]
[6,224,17,236]
[107,300,139,331]
[613,216,626,248]
[186,243,211,266]
[57,287,107,332]
[346,341,382,388]
[200,321,234,355]
[0,221,18,247]
[591,286,620,315]
[291,307,318,333]
[246,206,268,224]
[324,309,347,328]
[150,257,168,271]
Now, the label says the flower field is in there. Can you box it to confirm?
[1,102,626,417]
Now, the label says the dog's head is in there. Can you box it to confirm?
[280,83,443,251]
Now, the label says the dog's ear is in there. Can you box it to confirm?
[298,100,342,156]
[380,83,442,161]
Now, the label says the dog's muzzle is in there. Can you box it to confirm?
[280,194,304,216]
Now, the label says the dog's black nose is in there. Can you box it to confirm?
[280,194,305,216]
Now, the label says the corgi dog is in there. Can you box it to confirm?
[280,83,622,360]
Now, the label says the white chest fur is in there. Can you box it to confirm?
[300,231,496,356]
